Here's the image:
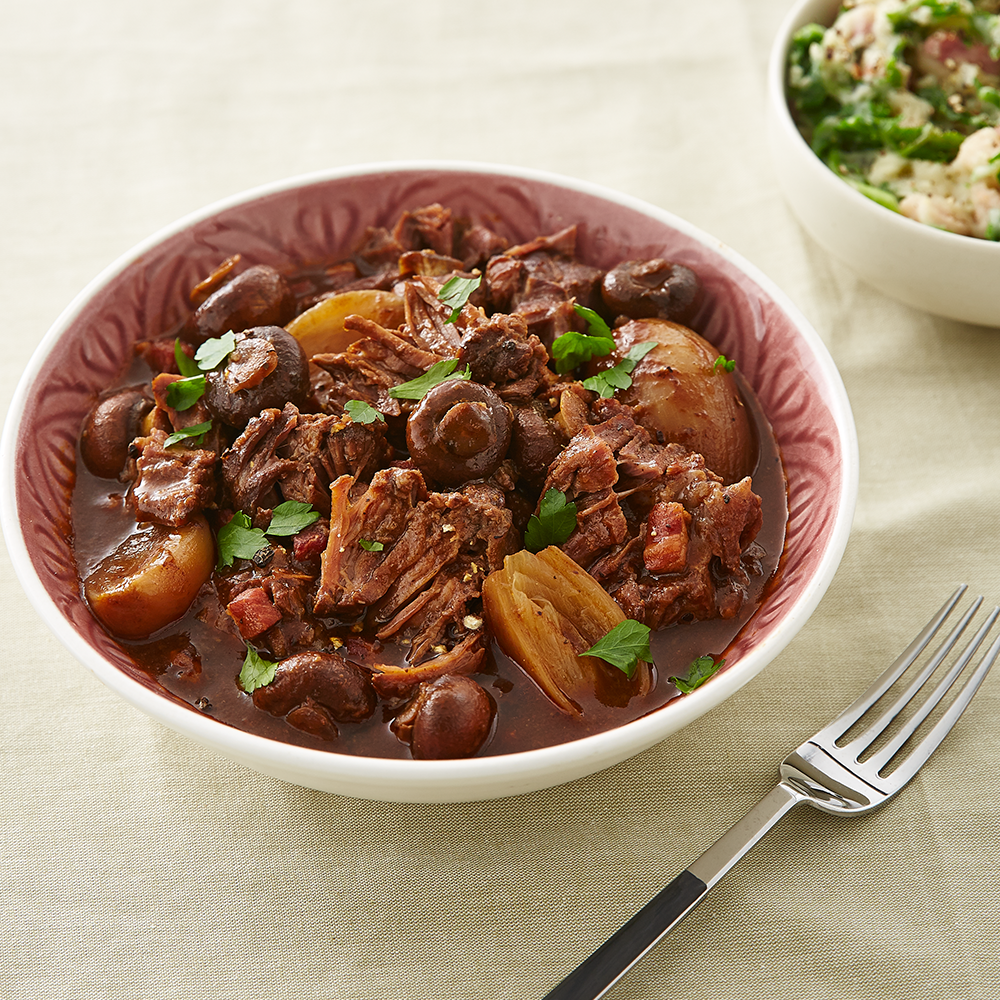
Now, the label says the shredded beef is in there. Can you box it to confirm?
[314,467,514,668]
[540,401,763,628]
[309,317,450,419]
[221,402,298,513]
[484,225,603,346]
[277,411,389,515]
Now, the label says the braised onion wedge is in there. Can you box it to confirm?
[286,290,404,358]
[482,546,652,715]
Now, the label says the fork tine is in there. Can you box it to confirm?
[876,624,1000,790]
[843,595,983,755]
[817,585,967,743]
[862,606,1000,775]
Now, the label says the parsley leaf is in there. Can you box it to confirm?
[165,374,207,411]
[240,645,279,693]
[581,619,651,679]
[713,354,736,373]
[388,359,472,400]
[582,341,657,398]
[523,488,578,552]
[163,420,212,448]
[358,538,384,552]
[174,338,201,377]
[216,512,267,569]
[438,275,481,323]
[344,398,385,424]
[572,302,614,339]
[669,655,726,694]
[551,305,616,373]
[267,500,320,537]
[194,330,238,371]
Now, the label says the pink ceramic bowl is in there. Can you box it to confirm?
[0,162,858,802]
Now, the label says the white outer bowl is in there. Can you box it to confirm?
[0,161,858,802]
[767,0,1000,327]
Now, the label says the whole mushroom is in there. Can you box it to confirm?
[79,386,153,479]
[396,674,495,760]
[406,379,512,486]
[181,264,296,345]
[601,258,704,325]
[204,326,309,428]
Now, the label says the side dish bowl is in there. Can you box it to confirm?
[767,0,1000,327]
[0,161,858,802]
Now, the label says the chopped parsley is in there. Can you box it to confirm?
[194,330,237,371]
[165,375,208,412]
[388,358,472,400]
[344,399,385,424]
[266,500,320,537]
[551,305,616,373]
[713,354,736,373]
[239,645,279,693]
[523,488,578,552]
[358,538,385,552]
[669,655,726,694]
[582,341,657,399]
[216,501,321,568]
[437,274,481,323]
[216,512,267,569]
[166,331,238,410]
[581,619,651,680]
[163,420,212,449]
[174,339,200,377]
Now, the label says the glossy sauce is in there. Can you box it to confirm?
[71,362,787,759]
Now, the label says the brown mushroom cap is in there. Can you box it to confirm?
[204,326,309,428]
[409,674,495,760]
[181,264,295,345]
[79,386,153,479]
[406,379,512,486]
[601,258,703,325]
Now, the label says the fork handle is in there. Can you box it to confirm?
[541,782,804,1000]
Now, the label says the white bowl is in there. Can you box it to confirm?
[767,0,1000,327]
[0,161,858,802]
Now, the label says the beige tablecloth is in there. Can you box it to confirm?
[3,2,1000,998]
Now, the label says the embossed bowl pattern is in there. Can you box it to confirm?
[0,162,858,802]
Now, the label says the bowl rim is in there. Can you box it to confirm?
[0,159,860,797]
[767,0,1000,259]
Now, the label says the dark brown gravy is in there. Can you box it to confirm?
[71,362,787,759]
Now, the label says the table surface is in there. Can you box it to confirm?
[3,2,999,998]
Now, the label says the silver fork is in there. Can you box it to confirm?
[543,586,1000,1000]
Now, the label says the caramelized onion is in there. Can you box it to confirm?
[482,546,652,715]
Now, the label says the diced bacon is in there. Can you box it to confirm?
[643,501,690,575]
[227,586,282,639]
[292,519,329,561]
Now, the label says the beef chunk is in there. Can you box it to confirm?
[314,468,515,671]
[484,225,603,346]
[541,402,763,628]
[277,411,390,515]
[458,311,552,404]
[130,429,216,527]
[392,203,454,256]
[221,403,298,513]
[455,220,509,269]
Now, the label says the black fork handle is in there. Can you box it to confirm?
[541,783,803,1000]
